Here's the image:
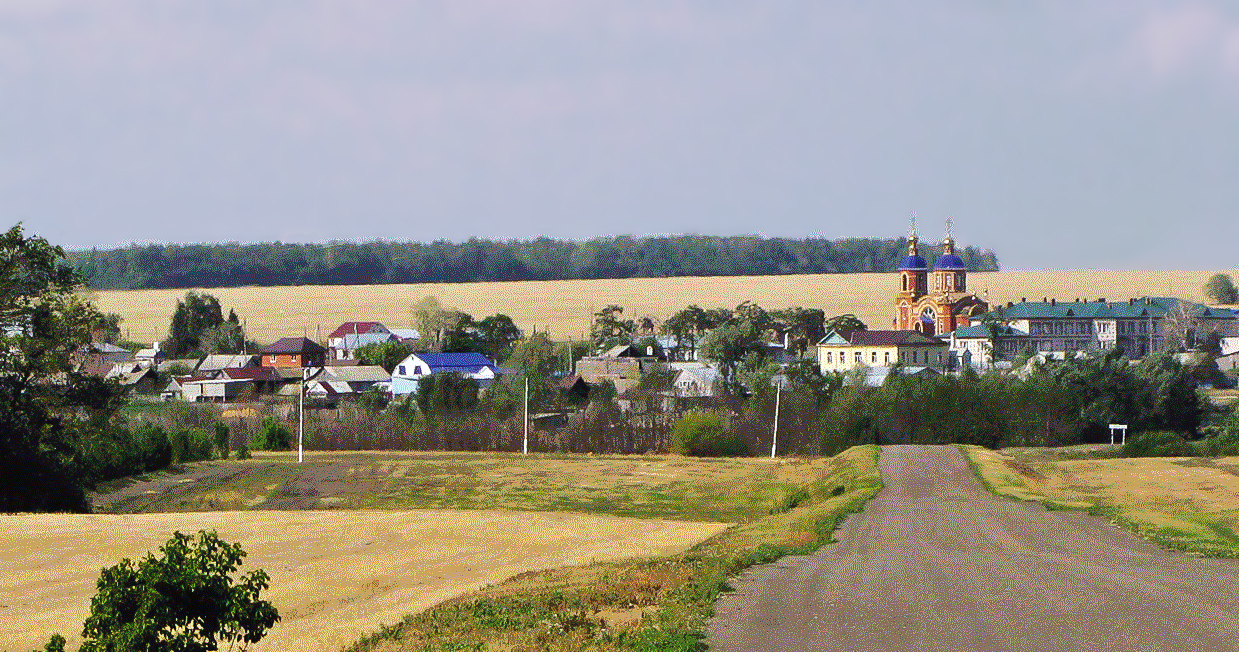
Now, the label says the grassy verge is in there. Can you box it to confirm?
[343,445,883,652]
[959,444,1239,558]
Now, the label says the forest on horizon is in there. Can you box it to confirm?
[66,234,1000,290]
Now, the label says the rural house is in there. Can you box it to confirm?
[390,352,499,395]
[817,329,950,374]
[327,321,393,360]
[261,337,327,368]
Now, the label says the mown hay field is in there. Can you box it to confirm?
[963,446,1239,557]
[84,270,1237,347]
[1,510,727,652]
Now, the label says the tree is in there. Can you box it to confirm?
[58,530,279,652]
[161,292,226,358]
[475,314,522,360]
[0,224,103,512]
[198,321,253,355]
[411,296,459,349]
[590,304,634,353]
[355,340,413,372]
[824,313,867,333]
[507,331,558,376]
[1203,273,1238,304]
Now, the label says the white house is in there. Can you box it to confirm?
[390,352,499,395]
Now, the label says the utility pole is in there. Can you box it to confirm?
[771,382,781,459]
[298,367,307,464]
[523,375,529,455]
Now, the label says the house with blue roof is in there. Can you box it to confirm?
[390,352,500,395]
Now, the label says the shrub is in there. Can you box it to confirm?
[48,530,279,652]
[251,417,292,451]
[1122,430,1194,457]
[669,411,746,457]
[213,421,230,460]
[235,443,252,460]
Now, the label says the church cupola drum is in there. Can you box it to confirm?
[894,218,988,336]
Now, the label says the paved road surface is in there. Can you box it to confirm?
[706,445,1239,652]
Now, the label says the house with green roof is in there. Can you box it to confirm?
[945,296,1238,367]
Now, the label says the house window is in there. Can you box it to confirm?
[884,352,891,364]
[825,351,833,363]
[398,365,406,375]
[871,351,877,363]
[270,355,277,364]
[854,351,862,364]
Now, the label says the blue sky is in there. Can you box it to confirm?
[1,1,1237,270]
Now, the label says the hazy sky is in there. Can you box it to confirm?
[2,1,1237,270]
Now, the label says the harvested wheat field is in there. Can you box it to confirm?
[84,269,1237,346]
[0,510,729,652]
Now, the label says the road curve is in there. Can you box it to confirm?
[706,445,1239,652]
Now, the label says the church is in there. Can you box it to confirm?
[893,220,988,336]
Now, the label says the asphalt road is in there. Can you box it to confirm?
[706,445,1239,652]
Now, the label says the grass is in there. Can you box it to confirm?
[960,444,1239,558]
[341,445,883,652]
[107,451,841,522]
[85,269,1233,346]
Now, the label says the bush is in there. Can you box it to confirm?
[670,411,746,457]
[235,443,252,460]
[251,417,292,451]
[1122,430,1195,457]
[213,421,230,460]
[46,530,279,652]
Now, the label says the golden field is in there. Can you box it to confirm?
[85,270,1237,347]
[0,509,729,652]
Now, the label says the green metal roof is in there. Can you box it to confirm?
[982,296,1233,321]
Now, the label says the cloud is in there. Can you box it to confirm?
[1133,5,1238,79]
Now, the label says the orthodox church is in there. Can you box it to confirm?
[894,220,988,336]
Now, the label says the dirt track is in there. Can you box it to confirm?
[706,445,1239,652]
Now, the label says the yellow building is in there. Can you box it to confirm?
[816,329,950,374]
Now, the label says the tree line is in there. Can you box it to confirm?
[65,234,1000,289]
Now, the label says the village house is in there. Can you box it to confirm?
[390,352,499,395]
[327,321,394,361]
[260,337,327,368]
[817,329,950,374]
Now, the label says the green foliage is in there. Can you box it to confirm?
[591,305,634,353]
[358,387,391,413]
[161,291,225,358]
[168,428,214,464]
[250,417,292,451]
[823,313,867,333]
[213,422,230,460]
[670,412,745,457]
[355,340,413,372]
[66,236,1002,290]
[1203,273,1238,304]
[60,530,279,652]
[235,443,252,460]
[506,331,559,375]
[415,373,480,420]
[1122,430,1195,457]
[0,223,102,512]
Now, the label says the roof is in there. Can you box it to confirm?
[261,337,327,355]
[819,330,946,347]
[933,253,966,270]
[308,380,354,395]
[949,325,1029,339]
[329,321,388,339]
[221,366,283,382]
[898,254,928,271]
[395,352,498,378]
[197,354,258,372]
[990,296,1237,321]
[388,328,421,341]
[322,365,391,382]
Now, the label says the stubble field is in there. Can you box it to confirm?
[85,270,1236,346]
[2,451,842,652]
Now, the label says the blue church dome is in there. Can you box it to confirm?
[899,254,928,270]
[933,253,966,270]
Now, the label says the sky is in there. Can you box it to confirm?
[1,1,1237,271]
